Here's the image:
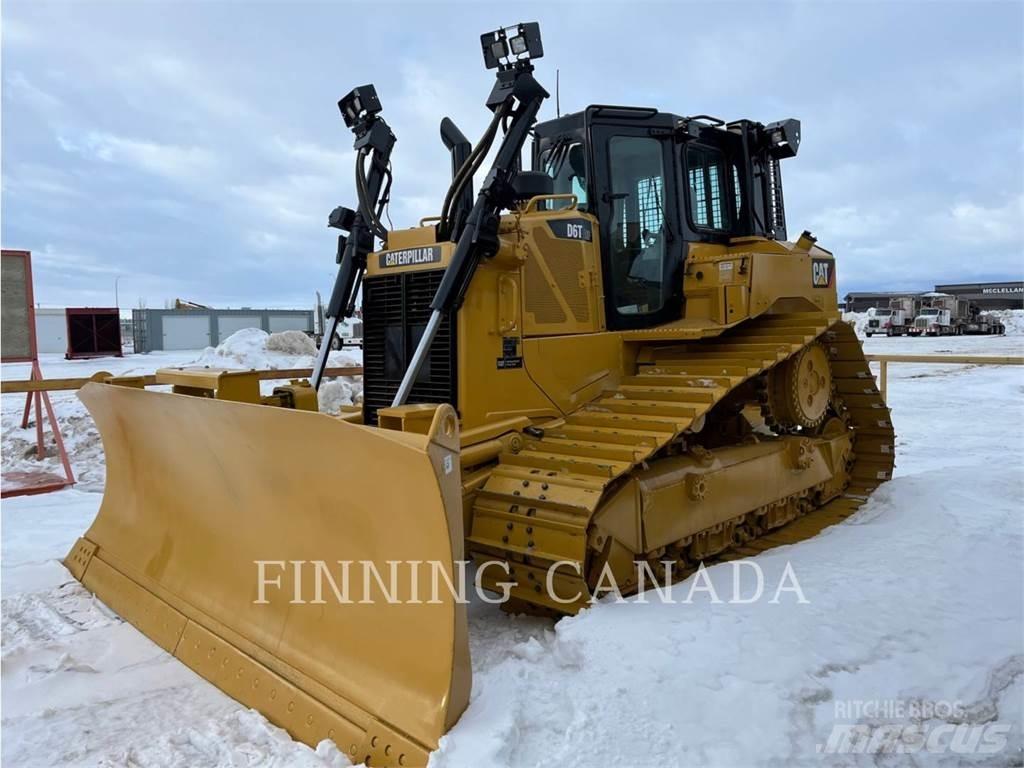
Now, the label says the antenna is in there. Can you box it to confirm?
[556,68,561,117]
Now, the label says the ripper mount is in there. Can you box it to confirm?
[312,84,396,391]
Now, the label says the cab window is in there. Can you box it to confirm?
[732,164,743,221]
[540,141,588,210]
[607,135,668,315]
[686,145,729,231]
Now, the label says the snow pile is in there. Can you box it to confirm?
[190,328,361,414]
[983,308,1024,335]
[318,378,359,414]
[190,328,326,371]
[841,311,869,336]
[266,329,318,356]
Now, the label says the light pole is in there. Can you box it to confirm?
[114,276,121,308]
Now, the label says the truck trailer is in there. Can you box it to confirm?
[909,293,1006,336]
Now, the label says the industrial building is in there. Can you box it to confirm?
[132,308,313,352]
[26,307,123,357]
[844,281,1022,312]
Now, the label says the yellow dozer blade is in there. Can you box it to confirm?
[64,382,470,767]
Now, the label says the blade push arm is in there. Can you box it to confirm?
[312,85,396,391]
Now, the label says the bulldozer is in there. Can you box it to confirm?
[64,22,894,767]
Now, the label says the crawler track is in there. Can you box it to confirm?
[468,313,895,613]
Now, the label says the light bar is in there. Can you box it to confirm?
[337,84,382,129]
[480,22,543,70]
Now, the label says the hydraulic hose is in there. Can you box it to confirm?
[355,148,390,242]
[439,101,509,239]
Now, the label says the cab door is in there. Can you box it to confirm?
[589,115,684,330]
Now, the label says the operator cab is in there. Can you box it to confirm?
[532,107,800,330]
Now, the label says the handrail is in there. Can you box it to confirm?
[0,366,364,394]
[864,353,1022,399]
[864,354,1023,365]
[522,193,578,214]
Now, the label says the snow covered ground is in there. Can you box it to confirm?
[2,331,1022,766]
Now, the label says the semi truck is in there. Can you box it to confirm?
[311,291,363,349]
[865,307,900,337]
[909,293,1005,336]
[865,296,918,336]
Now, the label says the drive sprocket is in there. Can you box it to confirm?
[764,342,833,430]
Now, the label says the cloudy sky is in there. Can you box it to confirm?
[2,1,1022,310]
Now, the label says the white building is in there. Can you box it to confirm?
[34,308,68,354]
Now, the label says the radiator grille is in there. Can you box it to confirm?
[362,269,457,425]
[525,230,590,326]
[524,253,566,325]
[549,250,589,323]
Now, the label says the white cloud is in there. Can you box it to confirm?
[808,205,900,244]
[59,131,219,184]
[1,18,36,47]
[4,71,62,112]
[129,197,192,220]
[273,138,353,171]
[28,243,194,308]
[2,162,82,199]
[229,173,332,229]
[820,194,1024,292]
[246,231,284,251]
[217,141,358,256]
[32,243,121,277]
[943,195,1024,245]
[140,54,253,122]
[55,135,78,153]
